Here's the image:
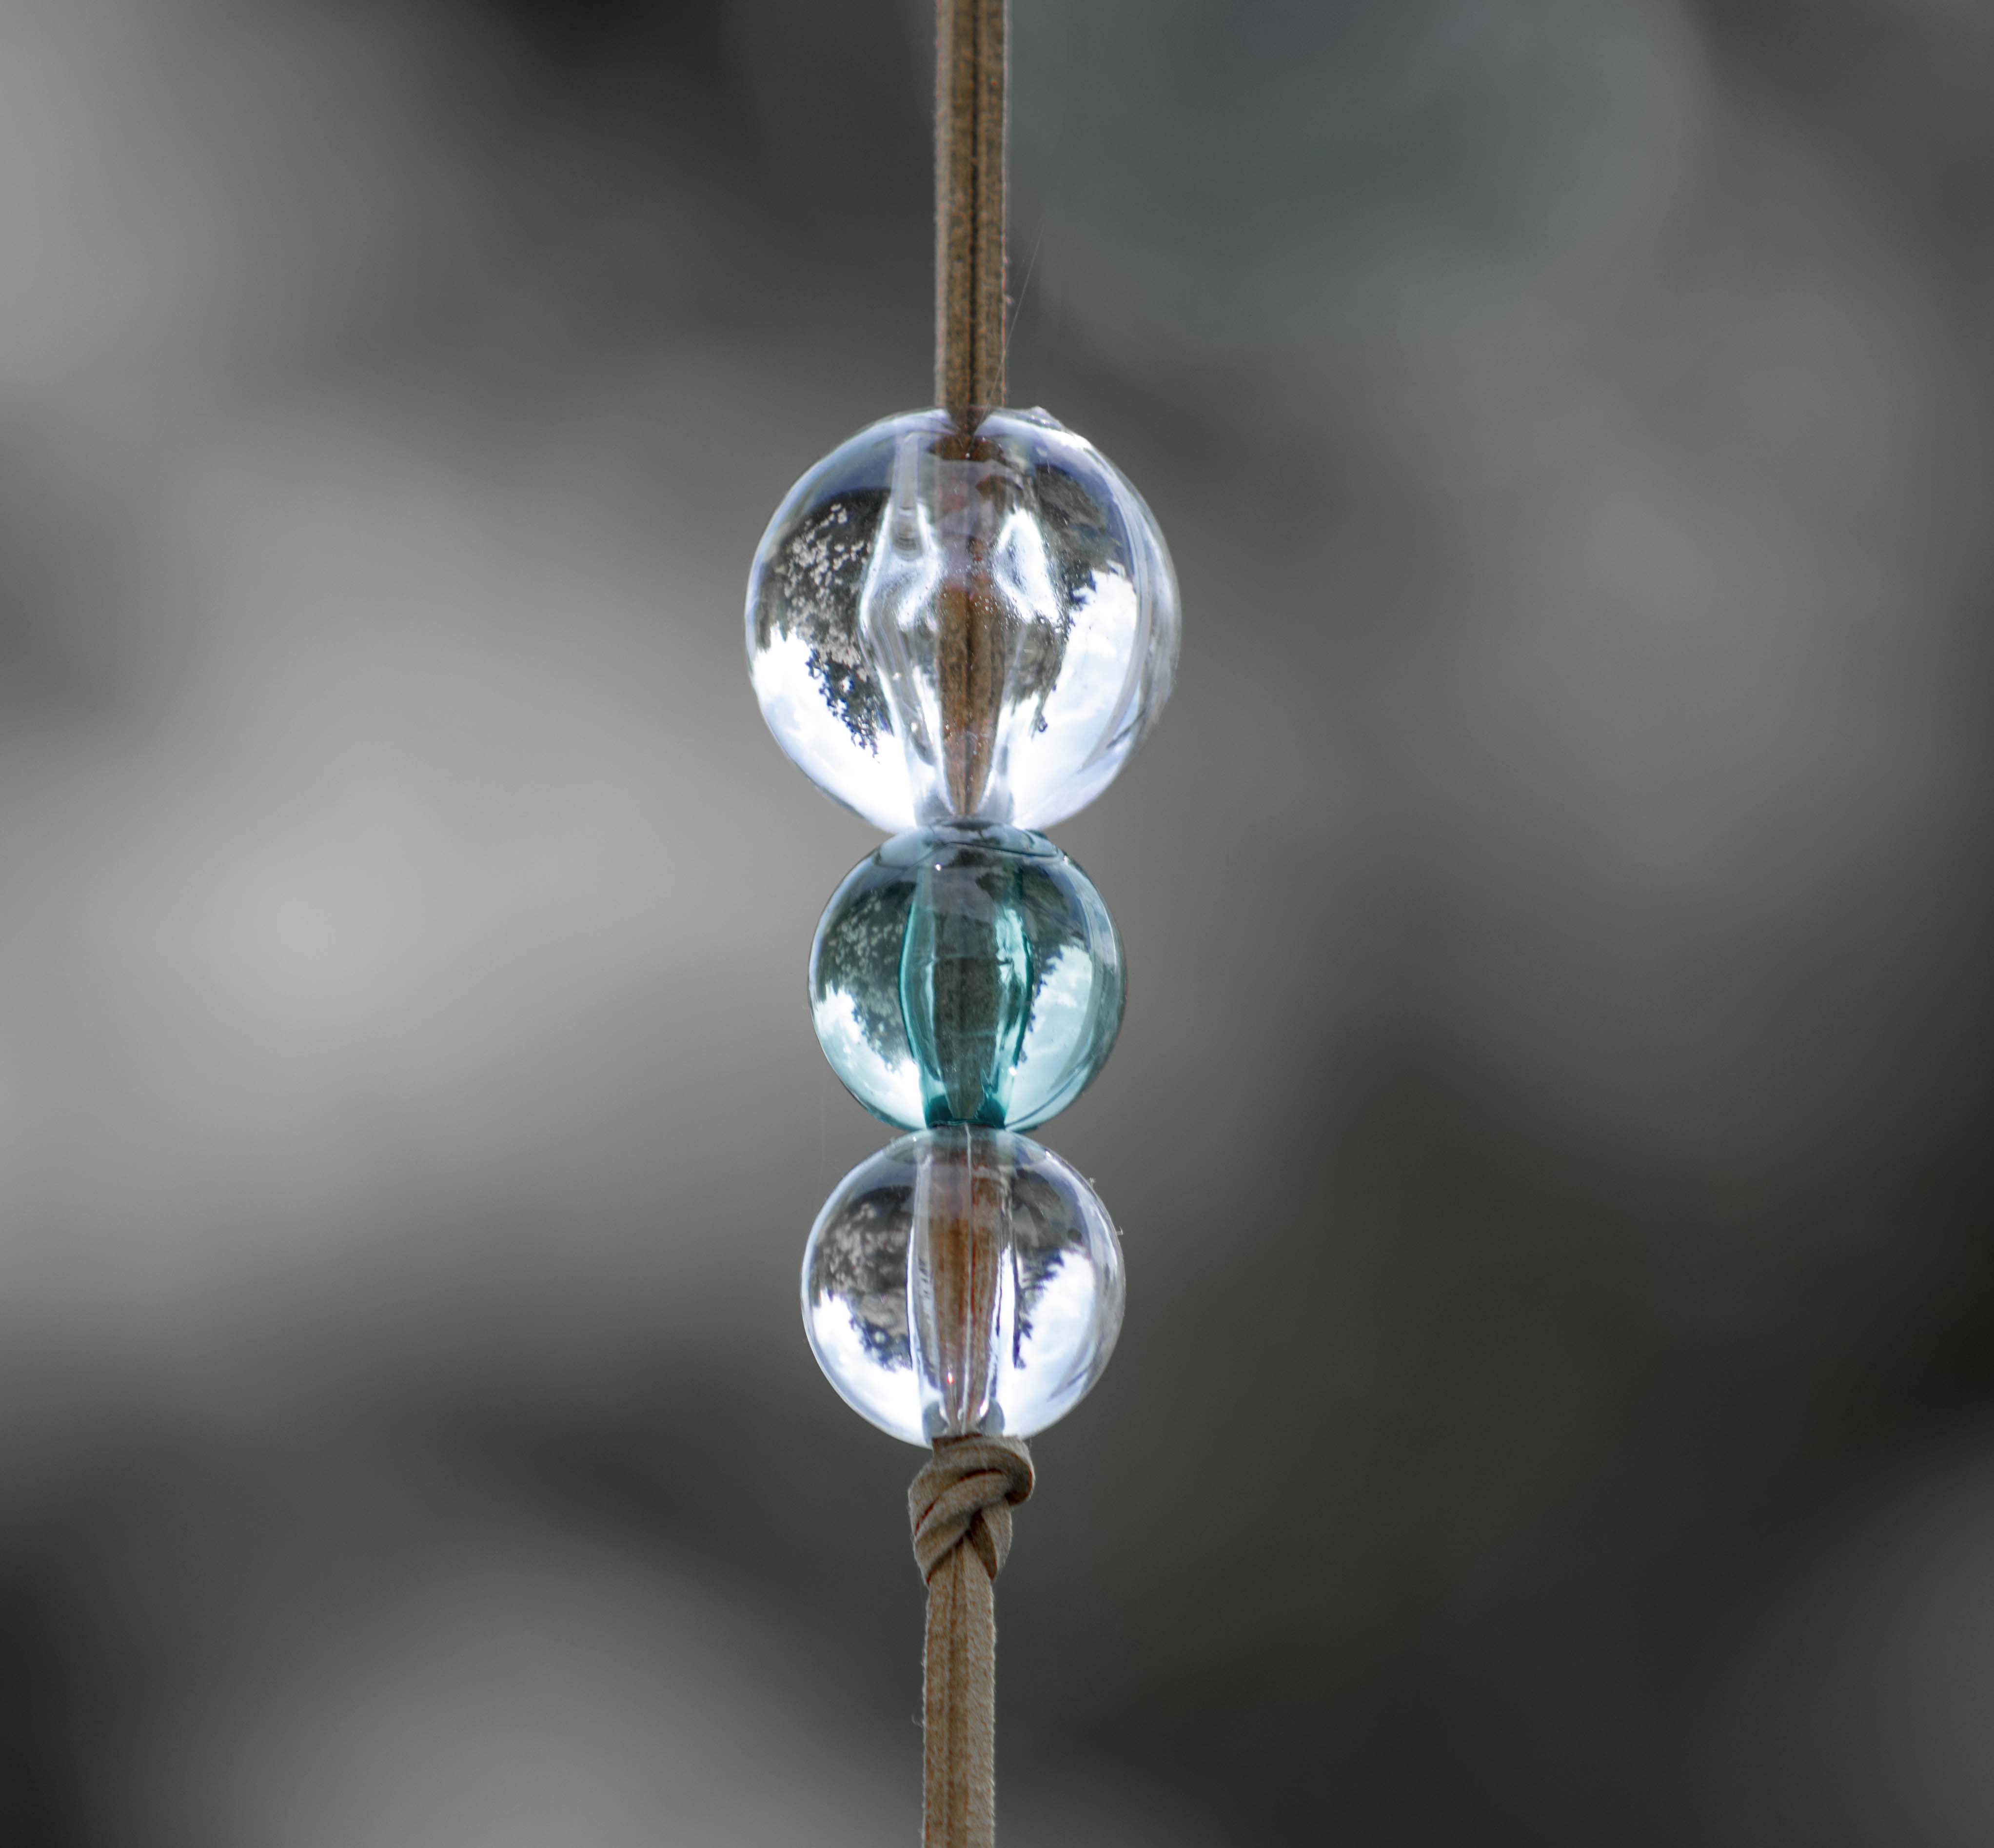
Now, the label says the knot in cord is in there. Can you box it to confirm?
[908,1433,1034,1584]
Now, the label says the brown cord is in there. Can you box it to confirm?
[919,12,1020,1841]
[934,0,1008,420]
[931,0,1010,814]
[909,1434,1035,1848]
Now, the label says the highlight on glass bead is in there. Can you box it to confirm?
[810,824,1124,1133]
[746,407,1180,832]
[802,1126,1124,1446]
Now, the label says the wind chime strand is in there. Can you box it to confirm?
[741,1,1182,1841]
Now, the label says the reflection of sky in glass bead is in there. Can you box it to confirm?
[996,1247,1106,1434]
[750,628,916,829]
[810,988,924,1127]
[807,1293,921,1440]
[1005,574,1142,824]
[1007,944,1099,1123]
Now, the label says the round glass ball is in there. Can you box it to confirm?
[746,407,1180,832]
[810,825,1124,1133]
[802,1126,1124,1445]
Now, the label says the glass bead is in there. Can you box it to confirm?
[802,1126,1124,1445]
[810,824,1124,1132]
[746,407,1180,832]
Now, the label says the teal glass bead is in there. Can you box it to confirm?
[810,825,1124,1132]
[802,1126,1125,1445]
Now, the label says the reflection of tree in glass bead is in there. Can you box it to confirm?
[750,488,892,753]
[808,1177,911,1372]
[802,1127,1124,1445]
[747,408,1179,831]
[810,825,1123,1132]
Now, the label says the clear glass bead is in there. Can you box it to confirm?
[810,824,1124,1132]
[802,1127,1124,1445]
[747,408,1180,832]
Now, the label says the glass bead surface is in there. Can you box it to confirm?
[802,1127,1124,1446]
[810,825,1124,1132]
[746,407,1179,831]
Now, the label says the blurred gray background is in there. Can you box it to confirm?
[0,0,1987,1842]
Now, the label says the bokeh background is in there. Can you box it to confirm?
[0,0,1987,1842]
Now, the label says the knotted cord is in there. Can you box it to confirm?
[909,1433,1034,1848]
